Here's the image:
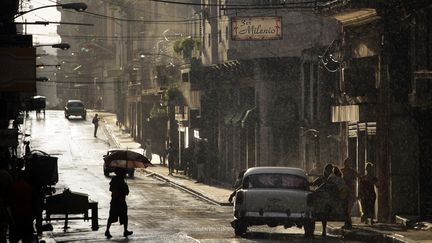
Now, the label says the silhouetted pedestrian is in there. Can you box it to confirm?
[166,143,177,176]
[341,158,359,228]
[359,162,378,225]
[105,169,133,239]
[92,114,100,137]
[183,142,195,177]
[24,141,31,158]
[195,141,206,183]
[144,140,152,162]
[311,163,334,237]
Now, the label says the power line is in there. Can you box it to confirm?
[62,6,280,25]
[82,10,195,23]
[149,0,317,7]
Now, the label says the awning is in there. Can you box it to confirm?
[332,104,376,123]
[332,8,380,27]
[332,105,359,122]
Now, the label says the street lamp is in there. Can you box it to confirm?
[15,2,87,18]
[34,43,70,50]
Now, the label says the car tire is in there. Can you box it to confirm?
[82,114,86,120]
[234,220,247,236]
[65,115,69,119]
[303,219,315,237]
[104,169,109,177]
[129,170,135,178]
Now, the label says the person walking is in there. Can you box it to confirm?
[105,169,133,239]
[144,140,152,162]
[341,158,359,228]
[311,163,334,237]
[359,162,378,225]
[195,141,206,183]
[166,143,177,176]
[92,114,100,137]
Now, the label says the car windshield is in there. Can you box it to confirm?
[68,102,84,108]
[243,174,308,190]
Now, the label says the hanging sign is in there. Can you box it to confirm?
[231,16,282,41]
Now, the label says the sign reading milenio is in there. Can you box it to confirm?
[231,16,282,41]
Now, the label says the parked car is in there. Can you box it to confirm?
[231,167,315,237]
[64,100,86,119]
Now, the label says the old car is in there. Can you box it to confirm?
[64,100,86,119]
[231,167,315,237]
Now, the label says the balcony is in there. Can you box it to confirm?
[409,70,432,109]
[316,0,380,12]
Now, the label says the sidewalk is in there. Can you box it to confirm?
[99,111,432,242]
[327,219,432,243]
[95,111,233,206]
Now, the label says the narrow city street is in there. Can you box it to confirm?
[27,110,363,242]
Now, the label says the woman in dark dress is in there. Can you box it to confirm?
[359,163,378,224]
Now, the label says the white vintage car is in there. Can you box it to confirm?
[231,167,315,236]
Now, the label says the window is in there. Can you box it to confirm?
[67,102,84,108]
[243,174,308,190]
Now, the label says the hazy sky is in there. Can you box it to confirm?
[19,0,62,46]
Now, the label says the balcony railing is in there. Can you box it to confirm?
[315,0,380,12]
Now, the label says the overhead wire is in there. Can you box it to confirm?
[149,0,317,7]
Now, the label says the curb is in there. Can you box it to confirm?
[101,116,233,207]
[142,169,233,207]
[327,225,413,243]
[102,121,121,148]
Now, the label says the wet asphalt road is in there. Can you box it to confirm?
[29,110,366,242]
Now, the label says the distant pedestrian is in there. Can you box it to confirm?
[195,141,206,183]
[341,158,359,228]
[92,114,100,137]
[359,162,378,225]
[24,141,31,158]
[166,143,177,176]
[105,169,133,239]
[144,140,152,162]
[182,142,195,177]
